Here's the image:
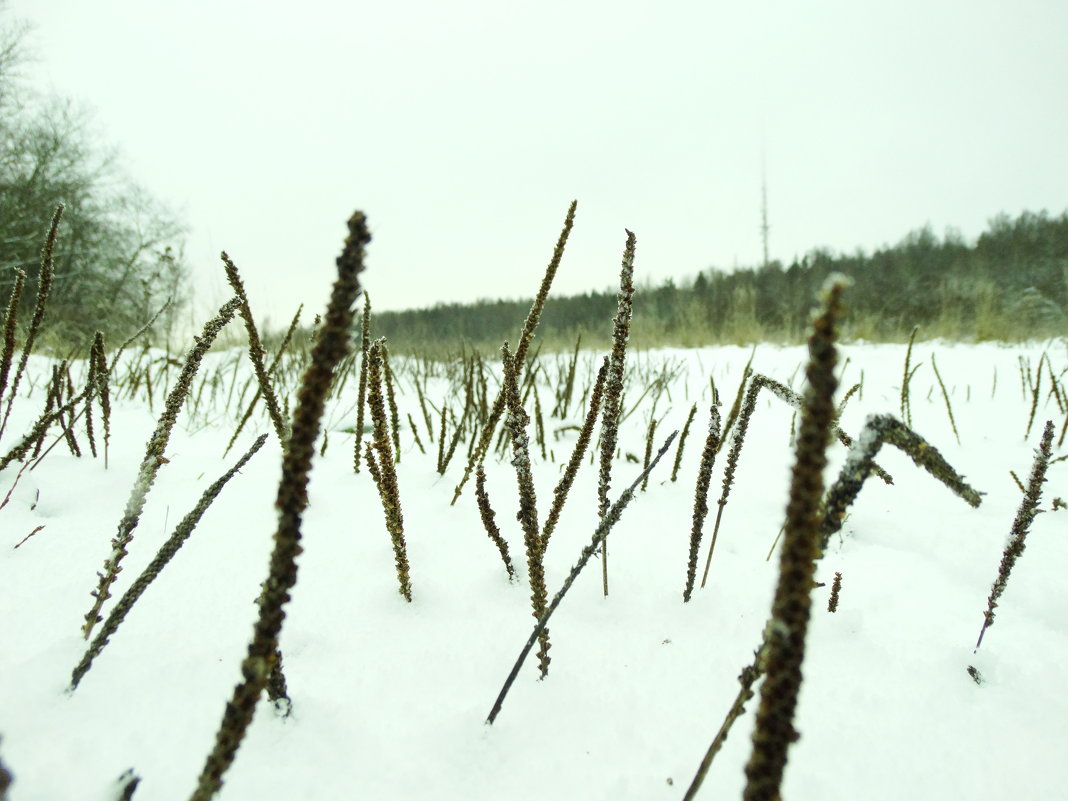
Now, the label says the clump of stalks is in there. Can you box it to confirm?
[541,357,609,547]
[1023,353,1046,440]
[486,429,678,724]
[683,396,722,602]
[502,342,551,677]
[740,276,847,801]
[364,337,412,601]
[699,372,892,589]
[222,252,289,445]
[81,297,241,640]
[974,419,1054,652]
[475,463,516,580]
[0,205,61,438]
[451,200,576,506]
[597,228,637,597]
[670,402,697,482]
[189,211,369,801]
[84,332,108,462]
[715,347,755,456]
[224,304,303,458]
[819,413,982,552]
[0,369,104,473]
[70,435,269,690]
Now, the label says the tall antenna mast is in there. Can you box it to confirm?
[760,153,770,269]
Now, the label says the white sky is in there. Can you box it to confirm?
[9,0,1068,326]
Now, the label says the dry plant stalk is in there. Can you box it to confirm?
[682,641,770,801]
[84,332,106,460]
[827,571,843,612]
[451,200,577,506]
[541,357,608,548]
[0,373,104,473]
[502,342,551,677]
[70,435,269,690]
[475,463,516,581]
[931,354,960,445]
[381,339,401,459]
[974,419,1054,651]
[224,303,302,458]
[597,228,637,597]
[1024,355,1045,440]
[486,429,677,725]
[670,402,698,482]
[699,371,894,589]
[364,337,412,601]
[741,276,846,801]
[0,267,26,410]
[900,325,919,428]
[82,297,241,640]
[189,211,369,801]
[222,252,289,445]
[684,398,722,602]
[0,741,11,799]
[1,205,61,438]
[819,413,982,552]
[715,347,755,456]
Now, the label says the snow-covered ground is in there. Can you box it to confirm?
[0,340,1065,800]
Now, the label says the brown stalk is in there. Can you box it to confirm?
[188,211,369,801]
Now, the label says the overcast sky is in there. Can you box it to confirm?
[9,0,1068,326]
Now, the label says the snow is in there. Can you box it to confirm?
[0,340,1065,800]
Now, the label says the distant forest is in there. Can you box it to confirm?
[372,210,1068,353]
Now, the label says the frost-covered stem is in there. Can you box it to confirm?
[451,200,577,506]
[684,399,722,601]
[598,228,637,596]
[189,211,368,801]
[353,293,371,471]
[485,429,677,725]
[70,435,269,690]
[742,277,846,801]
[541,357,608,548]
[502,342,551,677]
[222,252,289,445]
[82,298,240,640]
[820,413,982,552]
[975,419,1054,651]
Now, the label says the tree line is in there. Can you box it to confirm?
[372,210,1068,353]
